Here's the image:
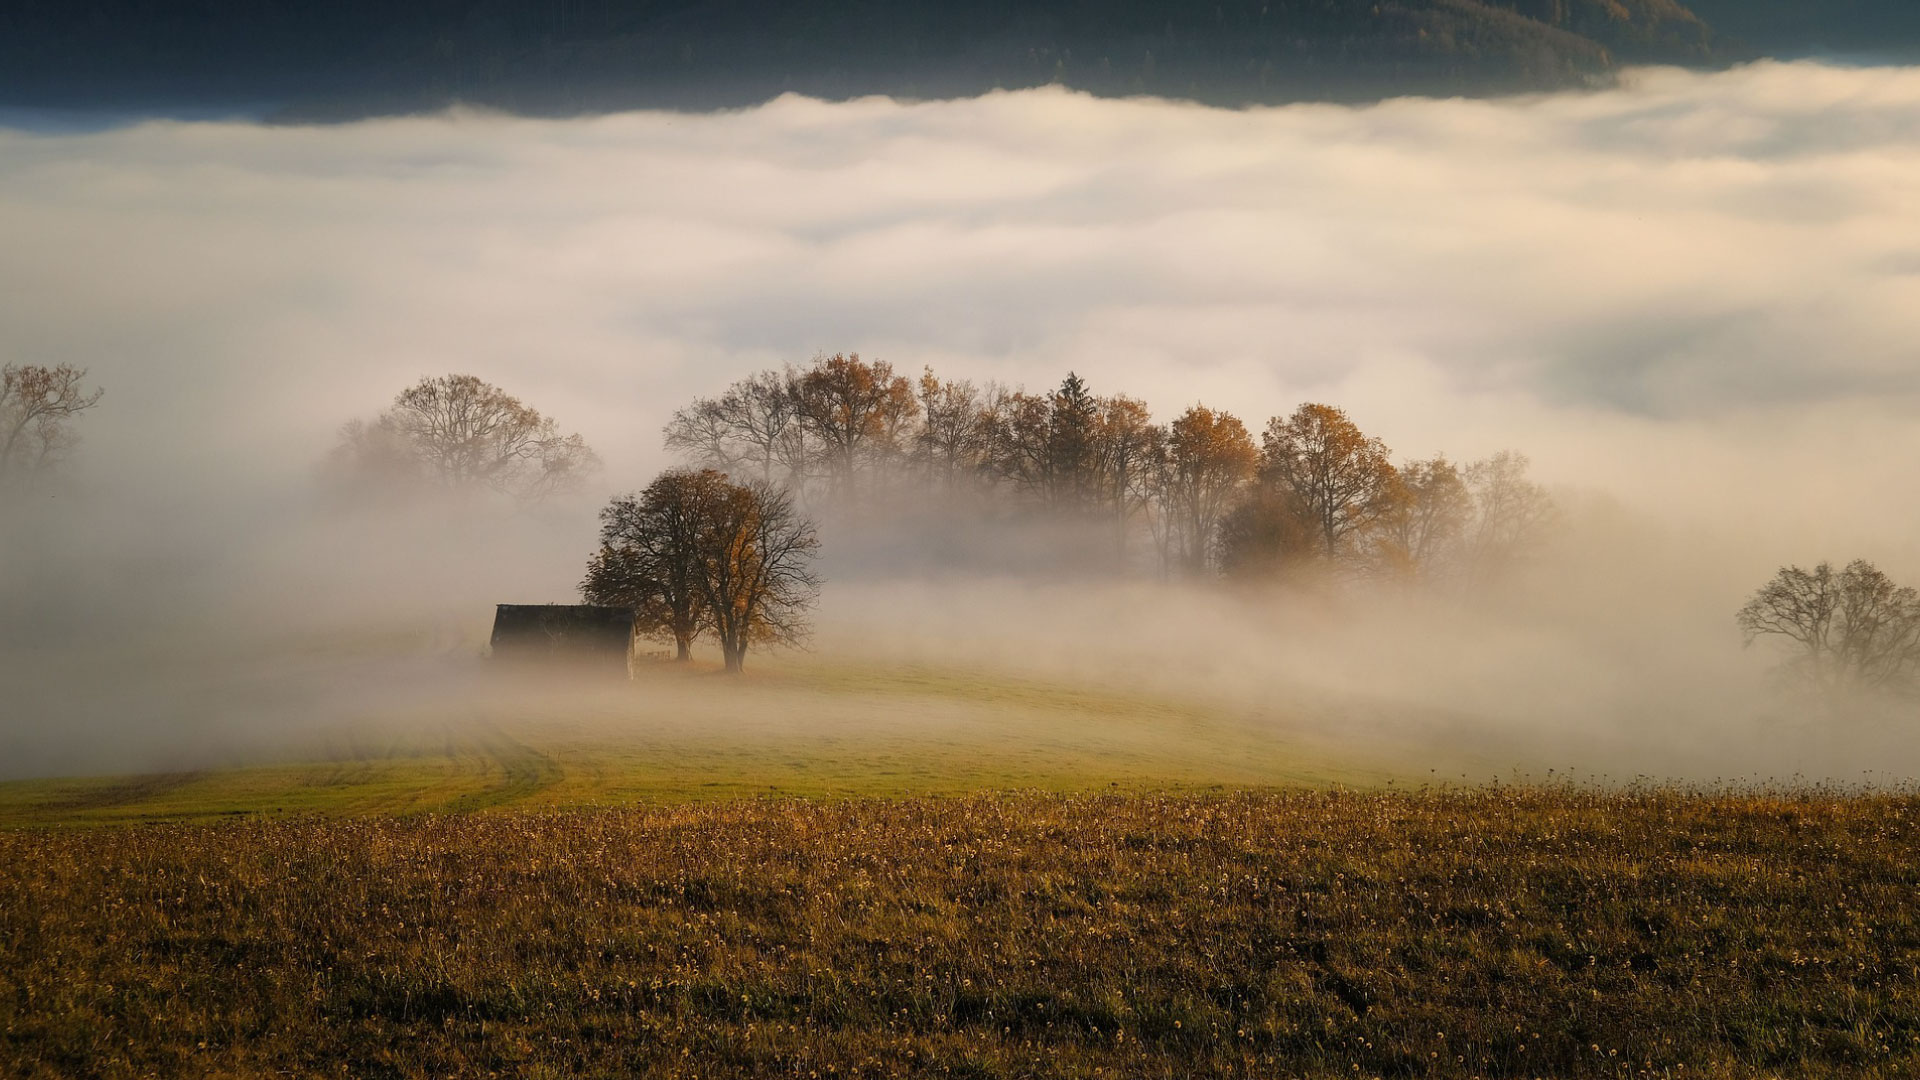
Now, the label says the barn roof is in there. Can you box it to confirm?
[490,604,635,664]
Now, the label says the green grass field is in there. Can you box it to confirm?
[0,656,1433,828]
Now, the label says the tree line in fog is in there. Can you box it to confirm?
[4,356,1912,688]
[302,361,1920,687]
[661,353,1555,584]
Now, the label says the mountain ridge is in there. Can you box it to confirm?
[0,0,1910,118]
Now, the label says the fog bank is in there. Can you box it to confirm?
[3,61,1919,781]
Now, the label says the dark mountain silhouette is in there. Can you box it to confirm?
[0,0,1910,118]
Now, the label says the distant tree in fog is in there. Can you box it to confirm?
[1460,451,1557,581]
[1738,560,1920,697]
[914,367,994,496]
[326,374,598,504]
[663,368,807,489]
[980,388,1055,502]
[1218,486,1316,578]
[582,474,714,661]
[326,416,421,500]
[660,394,745,476]
[788,353,917,502]
[1095,394,1161,557]
[0,363,103,483]
[655,356,1565,588]
[586,469,819,674]
[974,375,1161,561]
[981,374,1105,514]
[1158,406,1258,575]
[1047,373,1101,510]
[1258,403,1400,562]
[1373,456,1473,580]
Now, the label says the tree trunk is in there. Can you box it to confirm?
[722,642,746,674]
[674,635,692,662]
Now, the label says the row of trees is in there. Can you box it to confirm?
[664,354,1555,581]
[315,365,1554,670]
[1,363,102,487]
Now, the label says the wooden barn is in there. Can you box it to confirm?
[489,604,635,673]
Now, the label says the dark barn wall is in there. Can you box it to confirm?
[489,604,635,673]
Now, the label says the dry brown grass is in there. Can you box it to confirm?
[5,788,1920,1078]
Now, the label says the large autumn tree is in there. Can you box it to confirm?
[694,476,822,673]
[581,473,714,661]
[1258,403,1400,562]
[585,469,820,673]
[788,353,918,502]
[1158,405,1258,575]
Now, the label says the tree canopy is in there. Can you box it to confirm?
[660,354,1555,585]
[0,363,102,486]
[327,374,599,505]
[585,470,820,674]
[1738,560,1920,698]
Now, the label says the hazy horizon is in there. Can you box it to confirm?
[4,60,1919,783]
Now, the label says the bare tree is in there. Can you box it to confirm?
[730,369,810,489]
[1738,560,1920,696]
[329,374,598,503]
[1,363,103,482]
[660,395,746,477]
[916,368,994,498]
[581,475,714,661]
[1259,403,1400,562]
[662,369,807,489]
[1462,450,1556,581]
[981,388,1054,505]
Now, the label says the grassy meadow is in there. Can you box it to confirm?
[8,789,1920,1079]
[0,656,1418,828]
[6,656,1920,1078]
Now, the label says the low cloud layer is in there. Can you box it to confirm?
[3,61,1919,780]
[4,62,1919,523]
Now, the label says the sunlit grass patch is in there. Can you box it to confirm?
[0,655,1419,827]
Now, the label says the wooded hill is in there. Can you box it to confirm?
[1,0,1914,117]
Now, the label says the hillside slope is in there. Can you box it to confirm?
[3,0,1715,115]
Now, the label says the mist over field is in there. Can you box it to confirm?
[4,60,1920,783]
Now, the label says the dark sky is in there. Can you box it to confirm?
[5,0,1918,116]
